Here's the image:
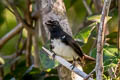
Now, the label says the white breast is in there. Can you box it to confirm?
[51,39,78,61]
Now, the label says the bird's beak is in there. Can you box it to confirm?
[45,20,53,26]
[45,21,53,30]
[45,22,50,25]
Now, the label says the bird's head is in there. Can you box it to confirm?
[45,20,62,33]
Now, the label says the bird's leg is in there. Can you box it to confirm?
[70,57,76,70]
[80,56,85,66]
[52,53,56,60]
[50,44,56,60]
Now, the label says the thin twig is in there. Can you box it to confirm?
[11,31,23,71]
[0,56,21,68]
[0,62,4,80]
[25,0,32,25]
[0,39,27,69]
[0,23,23,48]
[42,47,94,80]
[82,0,92,15]
[5,6,15,15]
[93,0,103,13]
[0,40,26,60]
[5,0,35,34]
[85,68,96,80]
[0,7,39,49]
[96,0,111,80]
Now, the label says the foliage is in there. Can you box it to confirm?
[0,0,119,80]
[75,22,97,43]
[0,1,5,25]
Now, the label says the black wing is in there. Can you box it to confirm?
[61,33,84,58]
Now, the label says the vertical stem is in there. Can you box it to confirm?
[82,0,92,15]
[93,0,103,13]
[96,0,111,80]
[26,33,32,67]
[0,63,4,80]
[11,31,22,71]
[118,0,120,55]
[25,0,33,67]
[32,31,40,68]
[115,0,120,77]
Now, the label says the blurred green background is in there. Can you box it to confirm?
[0,0,120,80]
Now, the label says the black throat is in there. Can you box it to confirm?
[50,29,64,39]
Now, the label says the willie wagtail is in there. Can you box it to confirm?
[45,20,95,62]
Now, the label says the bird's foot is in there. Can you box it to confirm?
[70,57,76,70]
[52,53,56,60]
[85,68,96,80]
[70,63,75,70]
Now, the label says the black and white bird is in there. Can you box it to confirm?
[45,20,95,62]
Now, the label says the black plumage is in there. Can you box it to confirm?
[45,20,95,61]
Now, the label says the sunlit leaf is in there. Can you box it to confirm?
[82,38,95,54]
[22,28,27,38]
[0,57,5,64]
[75,22,97,43]
[46,68,52,72]
[87,15,112,23]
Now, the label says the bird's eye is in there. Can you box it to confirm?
[53,21,58,25]
[54,22,57,25]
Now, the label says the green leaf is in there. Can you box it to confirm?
[12,57,28,79]
[91,45,118,59]
[106,32,117,38]
[4,73,14,80]
[87,15,112,23]
[14,0,26,11]
[75,22,97,43]
[106,32,117,44]
[64,0,77,9]
[90,45,119,72]
[0,1,5,25]
[82,38,95,54]
[39,51,59,69]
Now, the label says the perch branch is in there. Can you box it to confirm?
[96,0,111,80]
[42,47,94,80]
